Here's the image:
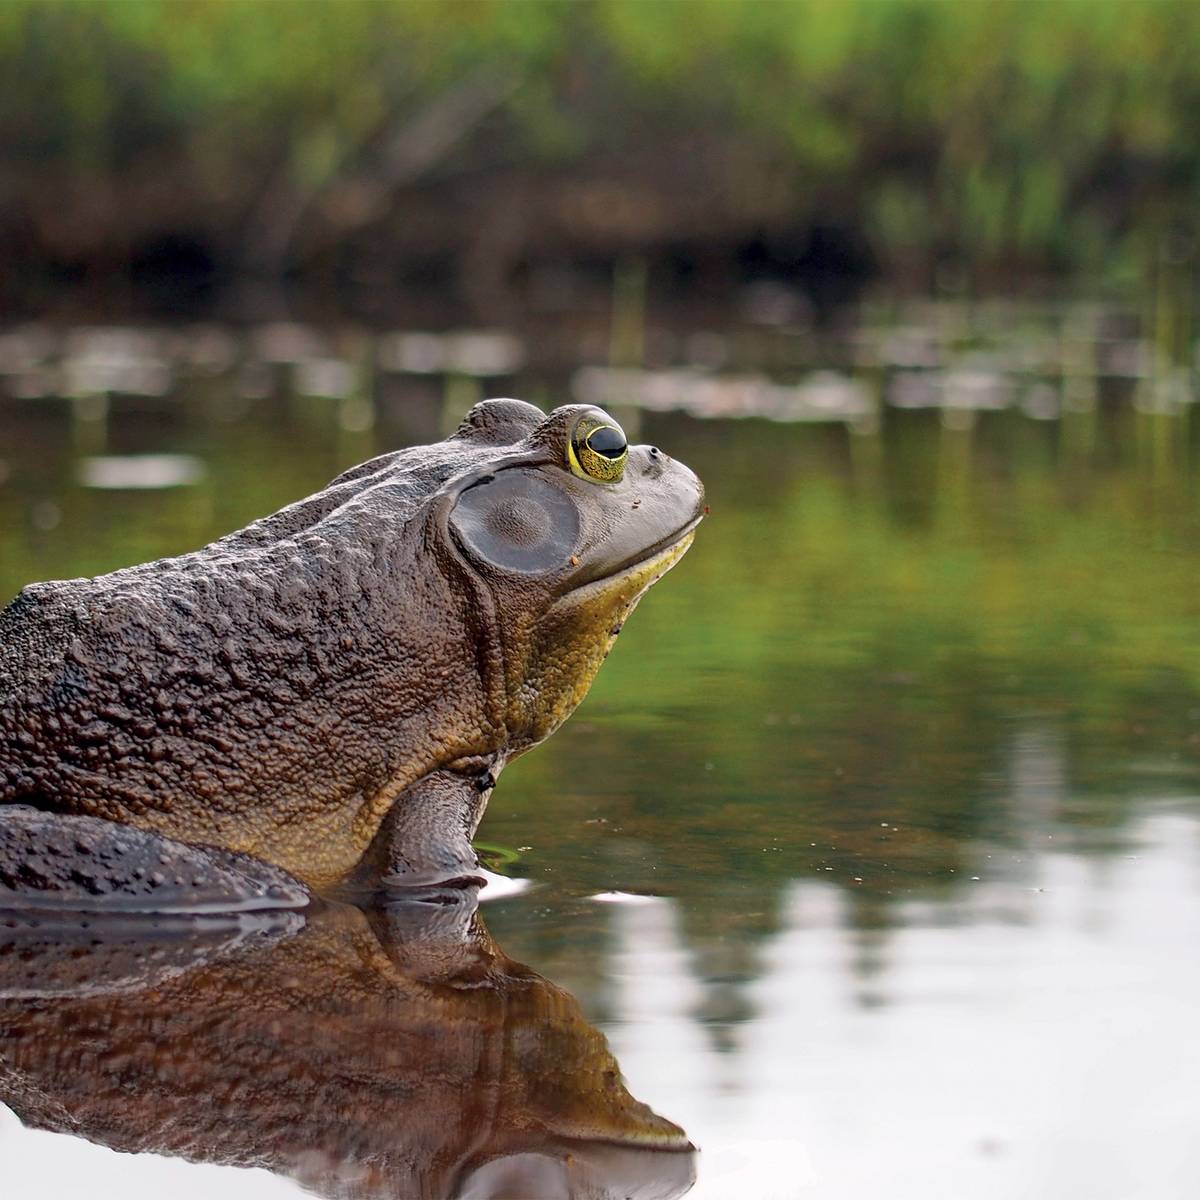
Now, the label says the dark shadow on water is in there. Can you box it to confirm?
[0,891,695,1200]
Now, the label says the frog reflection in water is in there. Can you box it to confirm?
[0,888,696,1199]
[0,400,703,905]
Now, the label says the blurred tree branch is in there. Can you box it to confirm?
[240,69,522,279]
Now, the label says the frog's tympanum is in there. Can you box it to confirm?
[0,400,703,906]
[0,891,697,1199]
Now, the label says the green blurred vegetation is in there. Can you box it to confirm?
[2,0,1200,315]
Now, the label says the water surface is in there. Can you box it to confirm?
[1,308,1197,1198]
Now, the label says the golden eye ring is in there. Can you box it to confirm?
[568,418,628,483]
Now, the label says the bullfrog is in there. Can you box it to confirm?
[0,399,703,907]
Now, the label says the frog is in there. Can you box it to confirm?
[0,399,703,909]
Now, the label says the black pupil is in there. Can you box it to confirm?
[587,426,626,459]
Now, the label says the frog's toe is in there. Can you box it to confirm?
[0,806,311,913]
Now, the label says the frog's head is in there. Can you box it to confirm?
[435,399,704,752]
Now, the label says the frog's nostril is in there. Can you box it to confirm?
[642,449,665,478]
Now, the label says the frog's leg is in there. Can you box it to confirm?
[345,761,500,896]
[0,806,311,913]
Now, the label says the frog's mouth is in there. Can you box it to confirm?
[565,511,704,597]
[564,525,700,604]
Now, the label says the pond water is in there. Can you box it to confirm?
[1,306,1198,1198]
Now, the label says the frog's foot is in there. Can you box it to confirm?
[340,764,498,900]
[0,806,311,914]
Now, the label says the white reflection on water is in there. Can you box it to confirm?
[1,809,1197,1199]
[0,1112,299,1200]
[607,809,1200,1200]
[78,453,207,490]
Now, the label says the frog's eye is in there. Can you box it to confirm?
[569,419,628,484]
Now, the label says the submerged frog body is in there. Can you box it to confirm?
[0,400,703,905]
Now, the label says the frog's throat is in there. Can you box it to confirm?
[504,531,696,750]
